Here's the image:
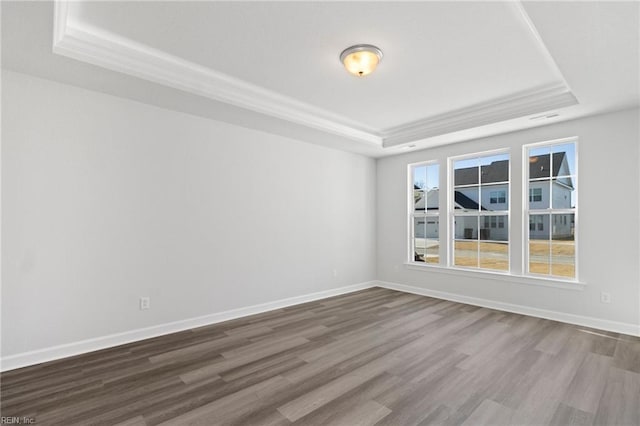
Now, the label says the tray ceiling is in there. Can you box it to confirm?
[2,1,638,156]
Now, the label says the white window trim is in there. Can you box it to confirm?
[448,148,512,272]
[522,136,579,282]
[404,262,586,290]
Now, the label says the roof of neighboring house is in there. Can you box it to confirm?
[416,153,573,211]
[454,191,484,210]
[455,160,509,186]
[414,188,439,211]
[531,153,574,189]
[530,152,572,182]
[454,153,573,188]
[414,189,485,210]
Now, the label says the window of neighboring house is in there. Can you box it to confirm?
[525,139,577,279]
[490,190,506,204]
[529,187,542,202]
[410,162,440,264]
[529,215,544,231]
[452,151,509,272]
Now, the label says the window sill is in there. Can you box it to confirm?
[404,263,586,290]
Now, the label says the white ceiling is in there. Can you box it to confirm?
[67,1,565,130]
[2,1,639,157]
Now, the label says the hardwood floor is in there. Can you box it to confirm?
[1,287,639,425]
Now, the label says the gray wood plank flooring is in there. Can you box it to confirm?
[1,287,639,425]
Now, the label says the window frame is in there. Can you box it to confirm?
[405,138,583,288]
[448,149,511,273]
[523,137,579,281]
[407,160,441,266]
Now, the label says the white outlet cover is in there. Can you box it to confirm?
[140,297,150,310]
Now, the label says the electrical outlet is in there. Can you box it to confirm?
[600,292,611,304]
[332,269,338,278]
[140,297,150,310]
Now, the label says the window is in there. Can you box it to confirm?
[410,162,440,264]
[452,152,509,271]
[490,190,506,204]
[529,215,545,232]
[407,138,578,284]
[525,140,577,279]
[529,188,542,202]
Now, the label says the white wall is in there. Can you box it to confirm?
[2,69,638,368]
[1,71,376,358]
[377,108,640,329]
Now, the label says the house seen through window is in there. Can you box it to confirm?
[452,152,510,271]
[526,140,577,279]
[411,162,440,264]
[407,139,577,282]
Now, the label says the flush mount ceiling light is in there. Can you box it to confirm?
[340,44,383,77]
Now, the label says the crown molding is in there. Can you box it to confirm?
[380,1,579,148]
[52,0,69,46]
[52,2,382,146]
[381,84,578,147]
[52,1,578,150]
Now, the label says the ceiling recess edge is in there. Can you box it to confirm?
[52,0,578,150]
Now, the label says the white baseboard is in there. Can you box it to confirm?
[375,280,640,337]
[4,279,636,372]
[0,281,376,372]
